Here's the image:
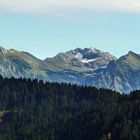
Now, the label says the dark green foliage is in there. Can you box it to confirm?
[0,75,139,140]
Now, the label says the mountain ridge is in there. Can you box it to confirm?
[0,46,139,93]
[45,47,116,72]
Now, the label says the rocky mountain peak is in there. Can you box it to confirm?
[119,51,140,62]
[89,47,101,53]
[74,47,101,54]
[0,46,8,55]
[45,47,117,72]
[127,51,139,58]
[73,47,116,60]
[128,51,135,55]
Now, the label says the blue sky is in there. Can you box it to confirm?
[0,0,140,59]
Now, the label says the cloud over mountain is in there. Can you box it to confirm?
[0,0,140,14]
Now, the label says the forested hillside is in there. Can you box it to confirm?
[0,76,139,140]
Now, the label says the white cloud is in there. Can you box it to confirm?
[0,0,140,14]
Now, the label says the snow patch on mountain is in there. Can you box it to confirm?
[81,58,98,63]
[75,53,83,59]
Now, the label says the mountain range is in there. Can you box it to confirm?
[0,46,140,93]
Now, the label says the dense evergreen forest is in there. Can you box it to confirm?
[0,76,139,140]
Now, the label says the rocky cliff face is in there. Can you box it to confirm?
[94,51,140,93]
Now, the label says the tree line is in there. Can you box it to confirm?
[0,75,139,140]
